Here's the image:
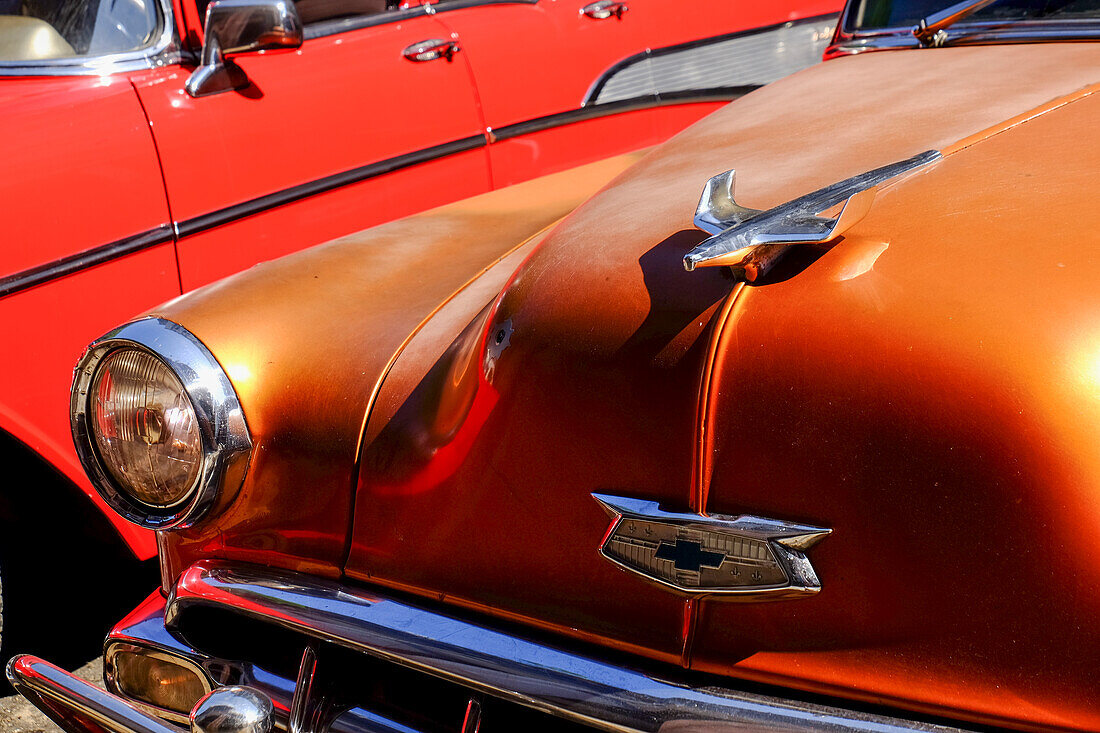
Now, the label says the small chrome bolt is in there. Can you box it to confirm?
[190,686,275,733]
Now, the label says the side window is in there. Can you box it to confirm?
[0,0,160,60]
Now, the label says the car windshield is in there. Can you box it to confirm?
[0,0,161,61]
[848,0,1100,30]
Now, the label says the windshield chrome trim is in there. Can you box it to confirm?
[827,11,1100,56]
[0,0,179,77]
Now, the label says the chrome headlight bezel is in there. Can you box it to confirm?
[71,317,251,529]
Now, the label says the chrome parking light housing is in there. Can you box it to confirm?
[71,317,251,529]
[105,641,215,722]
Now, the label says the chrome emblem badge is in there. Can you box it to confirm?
[594,494,830,599]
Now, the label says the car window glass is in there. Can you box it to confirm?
[849,0,1100,29]
[0,0,160,60]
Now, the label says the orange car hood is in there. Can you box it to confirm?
[352,42,1100,731]
[508,41,1099,305]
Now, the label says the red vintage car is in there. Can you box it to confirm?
[0,0,839,654]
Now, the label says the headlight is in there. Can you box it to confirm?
[71,318,251,529]
[91,349,203,507]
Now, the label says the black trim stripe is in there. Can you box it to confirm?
[584,13,839,105]
[491,89,752,142]
[0,91,732,299]
[0,225,174,300]
[176,134,487,238]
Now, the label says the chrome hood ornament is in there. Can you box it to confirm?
[684,150,942,278]
[594,494,830,599]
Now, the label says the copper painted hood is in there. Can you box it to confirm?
[349,43,1100,730]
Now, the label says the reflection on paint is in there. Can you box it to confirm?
[1075,342,1100,396]
[833,240,889,282]
[225,363,252,383]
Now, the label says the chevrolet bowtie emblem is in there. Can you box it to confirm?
[594,494,830,599]
[684,150,942,280]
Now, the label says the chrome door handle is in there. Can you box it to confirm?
[581,0,628,19]
[403,38,460,62]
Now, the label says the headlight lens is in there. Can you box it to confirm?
[72,318,251,529]
[90,349,203,507]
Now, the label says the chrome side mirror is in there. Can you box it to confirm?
[186,0,303,98]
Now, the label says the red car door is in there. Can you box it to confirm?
[434,0,841,187]
[132,3,490,290]
[431,0,657,187]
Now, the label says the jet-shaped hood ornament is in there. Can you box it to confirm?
[685,150,942,279]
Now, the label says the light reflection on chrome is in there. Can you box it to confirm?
[166,562,970,733]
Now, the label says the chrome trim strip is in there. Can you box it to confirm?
[287,646,318,733]
[175,134,487,237]
[0,0,180,77]
[6,655,180,733]
[168,562,971,733]
[0,225,173,300]
[70,318,253,530]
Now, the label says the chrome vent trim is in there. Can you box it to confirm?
[590,15,837,106]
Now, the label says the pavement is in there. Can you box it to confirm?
[0,534,159,733]
[0,657,101,732]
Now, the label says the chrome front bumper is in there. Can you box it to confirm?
[7,656,180,733]
[9,561,970,733]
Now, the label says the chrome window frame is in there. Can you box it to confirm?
[828,2,1100,56]
[0,0,180,76]
[304,0,536,42]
